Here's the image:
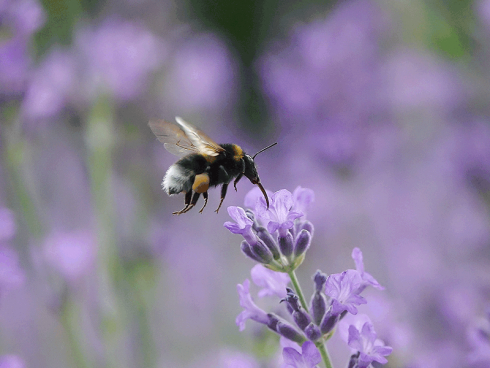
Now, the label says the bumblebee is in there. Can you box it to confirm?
[149,117,276,215]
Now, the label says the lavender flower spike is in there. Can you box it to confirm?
[256,189,303,237]
[236,279,270,331]
[224,206,258,246]
[282,341,321,368]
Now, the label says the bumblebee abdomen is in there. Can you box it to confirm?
[163,154,208,195]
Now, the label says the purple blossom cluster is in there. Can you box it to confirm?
[225,187,392,368]
[225,187,314,270]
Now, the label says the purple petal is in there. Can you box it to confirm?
[224,221,247,234]
[236,279,269,331]
[302,341,321,368]
[244,187,274,210]
[347,325,363,350]
[227,206,253,228]
[351,247,364,273]
[282,347,304,367]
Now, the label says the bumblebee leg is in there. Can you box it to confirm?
[234,158,245,191]
[198,192,208,213]
[233,173,243,191]
[172,191,193,215]
[215,183,229,214]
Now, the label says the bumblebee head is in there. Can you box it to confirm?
[243,143,277,209]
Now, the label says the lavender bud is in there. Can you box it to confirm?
[347,352,360,368]
[310,270,328,325]
[310,291,327,326]
[304,323,322,342]
[250,239,273,264]
[256,227,280,260]
[294,229,311,257]
[300,220,314,237]
[320,308,340,334]
[279,232,294,257]
[282,291,312,331]
[240,240,264,263]
[294,309,312,331]
[276,321,306,344]
[313,270,327,292]
[267,313,280,332]
[245,209,260,231]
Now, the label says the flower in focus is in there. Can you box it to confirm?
[236,279,270,331]
[251,264,290,298]
[324,270,366,315]
[342,314,393,368]
[256,189,303,237]
[282,341,320,368]
[43,230,96,282]
[225,187,314,269]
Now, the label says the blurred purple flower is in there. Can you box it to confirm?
[259,0,388,165]
[324,270,366,315]
[0,0,45,95]
[351,247,384,291]
[21,48,76,121]
[43,230,95,282]
[256,189,303,237]
[251,264,290,298]
[162,33,237,112]
[0,207,16,241]
[383,49,464,113]
[75,17,162,102]
[236,279,270,331]
[343,314,392,368]
[0,0,45,36]
[282,341,320,368]
[224,206,257,246]
[0,355,24,368]
[0,245,25,292]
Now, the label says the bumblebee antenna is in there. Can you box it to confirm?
[252,142,277,160]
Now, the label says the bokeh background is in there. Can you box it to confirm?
[1,0,490,367]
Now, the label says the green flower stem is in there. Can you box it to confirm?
[287,269,308,311]
[315,340,334,368]
[60,297,91,368]
[86,95,124,368]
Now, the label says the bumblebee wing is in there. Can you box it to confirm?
[148,119,199,157]
[175,116,225,157]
